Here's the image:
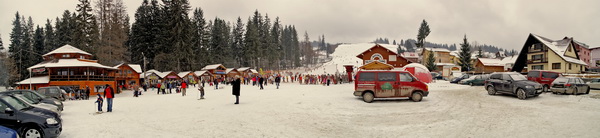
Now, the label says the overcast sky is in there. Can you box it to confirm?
[1,0,599,52]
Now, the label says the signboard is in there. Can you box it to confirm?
[167,75,178,78]
[32,68,46,73]
[215,70,226,74]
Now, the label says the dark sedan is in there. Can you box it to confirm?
[485,72,543,100]
[0,90,64,111]
[550,77,590,95]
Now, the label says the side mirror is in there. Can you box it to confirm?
[5,108,14,114]
[507,79,513,83]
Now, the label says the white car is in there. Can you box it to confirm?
[587,78,600,89]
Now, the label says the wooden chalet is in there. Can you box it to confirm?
[114,63,142,88]
[141,69,161,85]
[156,71,181,82]
[201,64,227,79]
[356,44,412,70]
[178,71,198,84]
[17,44,117,95]
[226,68,241,78]
[194,70,213,82]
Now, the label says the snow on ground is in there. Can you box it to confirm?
[304,43,399,74]
[59,81,600,138]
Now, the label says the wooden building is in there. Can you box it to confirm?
[178,71,198,84]
[201,64,227,79]
[114,63,142,89]
[356,44,412,70]
[474,58,506,73]
[512,34,586,73]
[226,68,241,77]
[157,71,181,82]
[17,44,117,95]
[194,70,213,82]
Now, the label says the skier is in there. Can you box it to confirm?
[197,85,205,100]
[95,94,103,113]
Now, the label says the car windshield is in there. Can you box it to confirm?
[14,95,35,105]
[467,76,476,79]
[1,96,30,110]
[553,77,569,84]
[510,74,527,81]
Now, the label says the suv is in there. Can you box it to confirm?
[354,70,429,103]
[1,90,64,111]
[0,95,62,138]
[527,70,561,92]
[485,72,543,100]
[37,87,67,101]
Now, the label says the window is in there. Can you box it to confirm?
[568,47,572,52]
[62,54,70,58]
[569,63,572,70]
[0,101,7,113]
[399,73,414,82]
[532,65,544,70]
[490,74,501,79]
[80,56,85,59]
[358,73,375,81]
[533,44,542,50]
[527,71,540,78]
[542,72,559,79]
[552,63,561,69]
[377,73,396,81]
[502,74,511,80]
[532,54,543,60]
[389,55,396,61]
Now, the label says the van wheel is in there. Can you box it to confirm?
[411,92,423,102]
[362,92,374,103]
[517,88,527,100]
[543,85,549,92]
[487,86,496,95]
[22,126,43,138]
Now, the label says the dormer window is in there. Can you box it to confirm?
[80,56,85,59]
[62,54,70,58]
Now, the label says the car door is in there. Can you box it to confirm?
[0,100,19,130]
[576,78,585,94]
[501,74,514,93]
[376,72,397,98]
[589,79,600,89]
[399,73,418,97]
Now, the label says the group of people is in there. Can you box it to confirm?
[95,84,115,113]
[294,74,349,86]
[65,86,91,100]
[154,80,188,96]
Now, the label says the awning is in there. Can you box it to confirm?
[16,76,50,84]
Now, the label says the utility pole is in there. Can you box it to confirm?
[142,52,147,85]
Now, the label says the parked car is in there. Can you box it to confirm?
[0,125,18,138]
[485,72,543,99]
[37,86,67,101]
[586,78,600,89]
[550,77,590,95]
[0,90,64,111]
[450,74,473,83]
[461,74,489,86]
[527,70,561,92]
[431,72,444,80]
[12,94,61,114]
[459,76,476,85]
[0,95,62,138]
[354,70,429,103]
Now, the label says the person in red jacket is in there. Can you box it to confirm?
[103,84,115,112]
[181,81,187,96]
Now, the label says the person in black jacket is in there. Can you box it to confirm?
[258,76,265,90]
[275,76,281,89]
[232,76,241,104]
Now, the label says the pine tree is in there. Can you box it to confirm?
[458,35,472,71]
[8,12,25,81]
[426,48,437,71]
[244,12,260,68]
[43,19,56,53]
[232,17,245,68]
[190,7,209,69]
[75,0,97,52]
[95,0,130,66]
[33,26,45,64]
[56,10,74,46]
[269,17,281,69]
[416,19,430,48]
[477,46,483,58]
[397,45,404,54]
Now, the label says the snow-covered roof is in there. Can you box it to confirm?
[202,64,225,70]
[42,44,92,56]
[401,52,419,58]
[450,51,459,57]
[501,56,518,64]
[237,67,250,72]
[225,68,237,74]
[129,64,142,73]
[427,48,450,52]
[139,72,158,78]
[156,71,173,78]
[531,34,587,65]
[434,63,456,66]
[178,71,192,78]
[478,58,504,66]
[16,76,50,84]
[27,59,117,70]
[250,69,258,73]
[194,70,211,76]
[146,69,160,74]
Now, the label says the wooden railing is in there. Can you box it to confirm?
[50,75,115,81]
[527,58,548,64]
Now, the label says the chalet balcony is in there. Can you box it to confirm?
[528,48,548,53]
[527,58,548,64]
[50,75,115,81]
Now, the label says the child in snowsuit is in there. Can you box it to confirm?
[95,94,103,112]
[198,85,205,100]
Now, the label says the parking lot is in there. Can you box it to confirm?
[57,82,600,137]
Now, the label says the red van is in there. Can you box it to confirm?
[527,70,561,92]
[354,70,429,103]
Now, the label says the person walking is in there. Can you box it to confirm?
[181,81,187,96]
[103,84,115,112]
[197,85,205,100]
[214,78,219,90]
[85,85,91,100]
[157,83,161,94]
[275,75,281,89]
[232,76,241,104]
[258,76,264,90]
[133,84,140,97]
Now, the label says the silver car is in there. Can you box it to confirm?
[586,78,600,89]
[550,77,590,95]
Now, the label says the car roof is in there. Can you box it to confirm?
[359,70,409,73]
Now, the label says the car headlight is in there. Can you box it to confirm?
[525,85,533,89]
[46,118,58,125]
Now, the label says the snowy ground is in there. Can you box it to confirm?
[58,81,600,138]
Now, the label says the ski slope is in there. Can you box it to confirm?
[305,43,401,75]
